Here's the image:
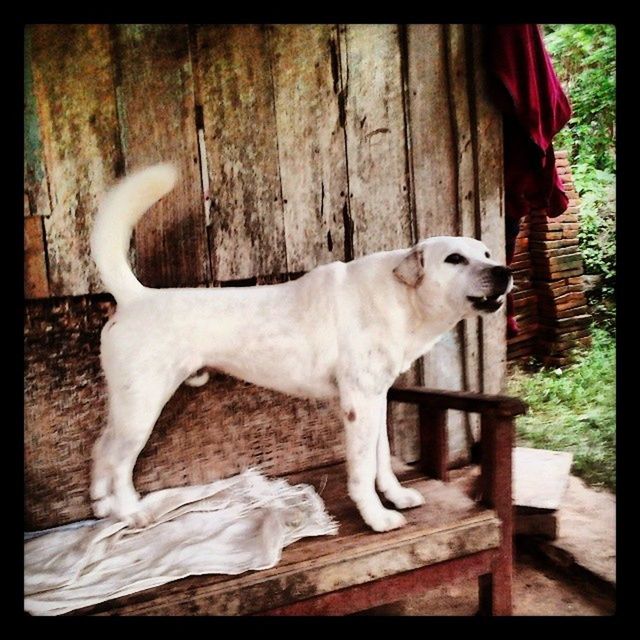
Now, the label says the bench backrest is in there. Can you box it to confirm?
[24,295,344,530]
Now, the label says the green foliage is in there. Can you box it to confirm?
[573,165,616,292]
[543,25,616,295]
[543,24,616,173]
[508,328,616,491]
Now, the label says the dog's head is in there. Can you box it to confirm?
[393,236,512,319]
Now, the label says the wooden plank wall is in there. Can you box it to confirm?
[24,24,505,465]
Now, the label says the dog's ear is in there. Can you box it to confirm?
[393,247,425,287]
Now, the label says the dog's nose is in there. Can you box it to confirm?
[491,265,512,290]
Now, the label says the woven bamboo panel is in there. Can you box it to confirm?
[24,296,345,531]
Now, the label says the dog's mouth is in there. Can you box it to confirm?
[467,294,504,312]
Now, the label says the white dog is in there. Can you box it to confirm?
[90,164,512,532]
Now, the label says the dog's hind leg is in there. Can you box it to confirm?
[91,421,117,518]
[91,372,177,526]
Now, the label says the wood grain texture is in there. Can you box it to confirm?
[447,24,482,442]
[24,28,51,218]
[407,24,457,239]
[471,25,506,394]
[405,24,468,464]
[24,216,49,298]
[339,24,412,257]
[260,549,495,615]
[113,24,210,288]
[388,366,421,463]
[195,25,287,281]
[29,24,122,296]
[269,25,348,271]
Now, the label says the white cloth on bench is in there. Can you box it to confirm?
[24,469,338,616]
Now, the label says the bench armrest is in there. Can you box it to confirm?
[388,385,527,418]
[387,383,519,608]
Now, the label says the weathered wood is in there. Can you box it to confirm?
[269,24,347,271]
[422,331,468,465]
[113,24,210,288]
[24,216,49,299]
[405,24,468,464]
[73,463,500,616]
[447,24,483,444]
[388,25,422,464]
[479,413,514,616]
[388,385,527,418]
[419,406,449,481]
[406,24,457,238]
[339,24,412,257]
[29,24,122,296]
[470,24,506,395]
[340,24,420,462]
[260,549,496,615]
[388,366,421,464]
[24,28,51,218]
[195,25,287,281]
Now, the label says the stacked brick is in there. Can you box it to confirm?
[507,217,539,361]
[507,151,592,366]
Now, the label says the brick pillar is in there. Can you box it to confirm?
[507,151,592,366]
[507,216,539,361]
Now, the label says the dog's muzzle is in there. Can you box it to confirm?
[467,266,512,312]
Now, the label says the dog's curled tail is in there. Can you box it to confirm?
[91,163,178,305]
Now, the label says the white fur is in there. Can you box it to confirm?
[90,164,512,532]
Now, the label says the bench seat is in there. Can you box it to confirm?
[72,461,501,616]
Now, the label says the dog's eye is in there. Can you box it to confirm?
[485,251,490,258]
[444,253,468,265]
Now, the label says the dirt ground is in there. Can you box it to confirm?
[360,547,615,616]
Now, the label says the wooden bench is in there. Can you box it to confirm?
[68,385,526,616]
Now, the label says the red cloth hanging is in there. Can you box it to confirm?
[485,25,572,338]
[487,24,572,223]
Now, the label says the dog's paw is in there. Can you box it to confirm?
[123,508,155,530]
[367,508,407,532]
[109,491,144,524]
[386,487,426,510]
[92,495,114,519]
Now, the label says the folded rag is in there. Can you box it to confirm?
[24,469,338,616]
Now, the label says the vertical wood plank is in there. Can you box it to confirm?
[24,27,51,218]
[269,25,347,272]
[387,25,422,463]
[339,24,416,460]
[406,24,469,464]
[24,216,50,298]
[195,25,287,281]
[447,24,482,443]
[387,367,421,463]
[471,25,507,395]
[340,24,412,257]
[479,413,514,615]
[419,406,449,481]
[30,24,122,296]
[407,25,457,238]
[113,24,210,288]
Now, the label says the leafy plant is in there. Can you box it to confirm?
[543,24,616,173]
[543,25,616,298]
[573,165,616,293]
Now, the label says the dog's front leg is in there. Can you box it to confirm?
[375,400,426,509]
[341,391,406,532]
